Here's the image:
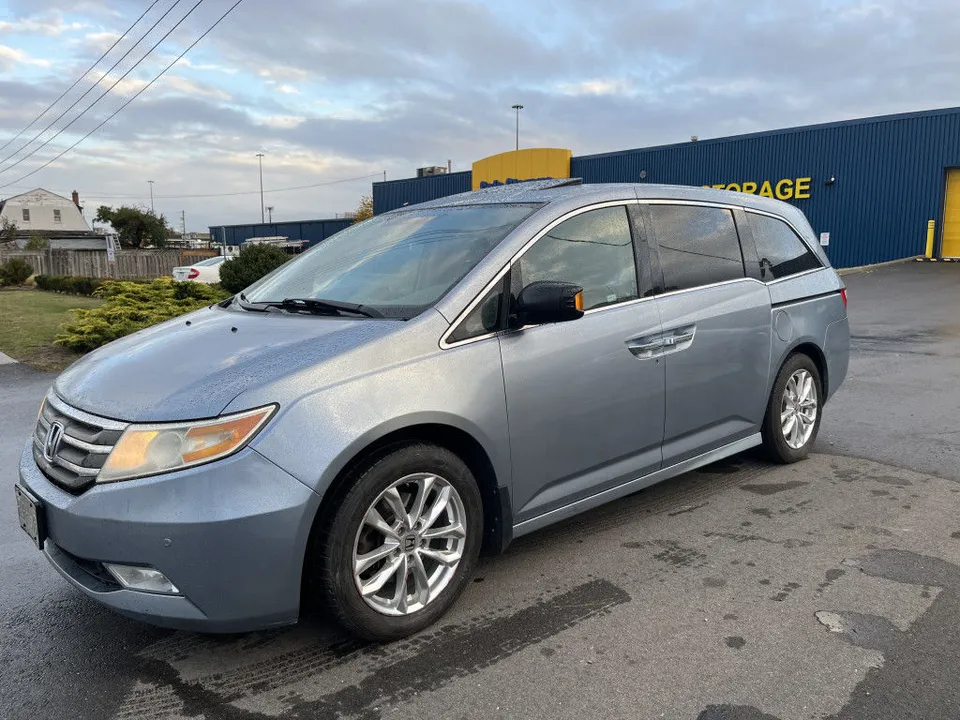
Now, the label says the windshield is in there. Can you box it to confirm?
[195,256,226,267]
[243,203,539,318]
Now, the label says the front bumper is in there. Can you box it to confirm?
[18,439,321,633]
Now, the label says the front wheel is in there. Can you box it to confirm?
[761,353,822,463]
[318,443,483,641]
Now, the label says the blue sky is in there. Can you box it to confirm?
[0,0,958,230]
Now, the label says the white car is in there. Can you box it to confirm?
[172,255,231,283]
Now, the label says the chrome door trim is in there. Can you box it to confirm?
[512,432,762,537]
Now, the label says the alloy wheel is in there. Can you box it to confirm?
[781,368,818,449]
[352,473,467,616]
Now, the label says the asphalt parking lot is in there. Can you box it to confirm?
[2,261,959,720]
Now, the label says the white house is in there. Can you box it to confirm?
[0,188,90,234]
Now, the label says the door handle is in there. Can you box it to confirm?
[626,337,666,357]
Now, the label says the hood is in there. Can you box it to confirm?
[55,305,408,422]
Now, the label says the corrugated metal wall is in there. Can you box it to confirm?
[371,108,960,268]
[372,171,472,215]
[573,108,960,268]
[207,218,352,248]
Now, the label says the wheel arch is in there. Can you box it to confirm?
[783,341,828,398]
[301,422,511,607]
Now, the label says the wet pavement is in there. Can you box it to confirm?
[2,261,959,720]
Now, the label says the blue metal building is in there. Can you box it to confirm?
[372,107,960,268]
[208,218,353,249]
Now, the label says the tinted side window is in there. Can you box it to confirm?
[648,205,744,291]
[514,206,637,311]
[447,283,503,343]
[748,213,822,280]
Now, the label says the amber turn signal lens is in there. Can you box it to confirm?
[574,291,584,311]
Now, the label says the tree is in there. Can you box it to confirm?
[95,205,171,248]
[353,195,373,224]
[218,244,290,293]
[0,217,17,246]
[24,234,49,250]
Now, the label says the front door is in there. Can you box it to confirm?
[644,203,772,466]
[499,204,665,524]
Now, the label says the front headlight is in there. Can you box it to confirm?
[98,405,276,483]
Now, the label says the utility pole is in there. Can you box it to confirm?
[256,152,265,223]
[147,180,155,213]
[511,104,523,151]
[180,210,186,240]
[266,205,274,223]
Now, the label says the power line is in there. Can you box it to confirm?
[0,0,246,191]
[0,0,163,156]
[0,0,197,175]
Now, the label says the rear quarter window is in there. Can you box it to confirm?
[747,212,822,281]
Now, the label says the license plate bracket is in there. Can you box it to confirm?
[15,484,45,551]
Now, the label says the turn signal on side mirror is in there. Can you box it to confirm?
[574,291,584,312]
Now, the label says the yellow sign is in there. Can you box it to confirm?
[704,177,812,200]
[472,148,572,191]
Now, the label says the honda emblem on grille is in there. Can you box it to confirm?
[43,421,65,462]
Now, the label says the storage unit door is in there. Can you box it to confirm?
[942,169,960,258]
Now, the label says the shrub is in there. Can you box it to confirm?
[0,258,33,286]
[56,277,231,352]
[24,235,49,250]
[34,275,107,295]
[218,244,290,293]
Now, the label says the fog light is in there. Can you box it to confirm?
[103,563,180,594]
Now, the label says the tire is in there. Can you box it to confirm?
[317,443,483,641]
[761,353,823,464]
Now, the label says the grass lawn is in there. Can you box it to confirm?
[0,288,102,371]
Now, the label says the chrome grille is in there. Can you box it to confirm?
[33,393,126,493]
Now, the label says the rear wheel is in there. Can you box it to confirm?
[761,353,822,463]
[317,443,483,641]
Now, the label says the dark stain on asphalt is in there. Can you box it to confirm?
[870,489,890,497]
[703,532,813,549]
[668,502,708,516]
[833,468,863,483]
[621,541,645,549]
[869,475,912,487]
[282,579,630,719]
[817,568,846,594]
[723,613,738,620]
[771,582,801,602]
[703,577,726,588]
[750,508,773,518]
[724,636,746,650]
[124,580,630,720]
[652,541,707,568]
[697,549,960,720]
[698,705,780,720]
[951,531,960,539]
[739,480,809,496]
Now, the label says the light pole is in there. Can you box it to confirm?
[256,152,265,223]
[147,180,155,213]
[511,104,523,151]
[266,205,274,223]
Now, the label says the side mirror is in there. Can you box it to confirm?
[514,281,584,326]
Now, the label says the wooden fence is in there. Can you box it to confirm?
[0,249,214,279]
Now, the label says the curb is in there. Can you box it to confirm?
[913,256,960,263]
[836,257,915,276]
[0,351,18,365]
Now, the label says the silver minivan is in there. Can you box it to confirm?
[15,180,849,640]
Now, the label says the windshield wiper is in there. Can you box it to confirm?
[276,297,384,318]
[233,292,269,312]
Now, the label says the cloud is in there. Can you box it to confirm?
[0,44,52,71]
[557,79,633,97]
[276,84,300,95]
[0,12,86,37]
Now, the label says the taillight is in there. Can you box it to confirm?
[840,288,847,310]
[187,268,200,279]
